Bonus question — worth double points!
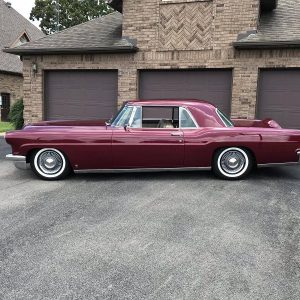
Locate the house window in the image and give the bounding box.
[0,93,11,122]
[1,93,10,110]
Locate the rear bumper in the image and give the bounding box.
[298,151,300,163]
[6,154,30,170]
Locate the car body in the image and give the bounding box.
[5,99,300,180]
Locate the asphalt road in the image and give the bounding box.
[1,137,300,299]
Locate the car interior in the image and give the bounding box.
[141,106,179,128]
[112,105,197,129]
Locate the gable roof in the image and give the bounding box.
[4,12,137,55]
[235,0,300,49]
[0,0,44,74]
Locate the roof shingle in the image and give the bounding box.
[5,12,137,55]
[235,0,300,49]
[0,0,44,74]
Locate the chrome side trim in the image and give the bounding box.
[258,151,300,168]
[5,154,30,170]
[74,166,211,174]
[257,162,299,168]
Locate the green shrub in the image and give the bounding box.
[9,99,24,130]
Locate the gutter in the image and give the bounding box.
[234,40,300,49]
[3,46,138,56]
[0,69,23,76]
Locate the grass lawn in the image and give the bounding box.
[0,122,14,133]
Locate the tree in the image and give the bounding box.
[30,0,113,35]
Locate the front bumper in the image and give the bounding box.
[6,154,30,170]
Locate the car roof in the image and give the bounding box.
[126,99,217,109]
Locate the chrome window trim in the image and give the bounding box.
[112,105,134,128]
[179,107,199,129]
[131,105,180,130]
[123,105,199,130]
[216,108,233,128]
[128,106,138,127]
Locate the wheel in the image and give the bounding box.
[30,148,71,180]
[213,147,253,180]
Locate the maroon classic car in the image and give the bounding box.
[5,99,300,180]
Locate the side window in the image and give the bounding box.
[180,108,197,128]
[130,107,142,128]
[113,106,134,127]
[141,106,179,128]
[216,109,234,128]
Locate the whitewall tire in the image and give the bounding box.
[30,148,71,180]
[213,147,253,180]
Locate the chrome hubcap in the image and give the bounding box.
[221,150,246,174]
[38,150,63,175]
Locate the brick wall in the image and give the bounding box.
[20,0,300,123]
[0,72,23,119]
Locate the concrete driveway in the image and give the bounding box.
[0,136,300,299]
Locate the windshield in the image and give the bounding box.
[111,105,134,127]
[216,109,234,127]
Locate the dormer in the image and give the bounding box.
[10,31,30,48]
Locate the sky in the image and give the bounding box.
[9,0,40,27]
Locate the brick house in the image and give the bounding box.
[4,0,300,129]
[0,0,44,121]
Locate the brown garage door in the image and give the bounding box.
[139,70,232,115]
[44,70,118,120]
[257,69,300,129]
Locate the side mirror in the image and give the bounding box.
[124,124,131,131]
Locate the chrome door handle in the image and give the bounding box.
[171,132,183,137]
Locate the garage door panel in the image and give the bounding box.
[258,70,300,129]
[139,70,232,115]
[45,70,118,120]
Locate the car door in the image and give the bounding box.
[179,106,212,168]
[112,105,184,168]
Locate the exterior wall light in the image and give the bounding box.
[32,62,38,74]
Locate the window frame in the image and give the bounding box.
[179,107,199,129]
[0,93,11,110]
[216,108,234,128]
[111,105,135,128]
[125,105,199,130]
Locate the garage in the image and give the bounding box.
[139,70,233,115]
[44,70,118,120]
[257,69,300,129]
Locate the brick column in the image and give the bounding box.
[23,57,44,123]
[231,64,259,119]
[118,68,137,105]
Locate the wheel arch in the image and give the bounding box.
[25,147,72,167]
